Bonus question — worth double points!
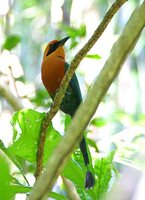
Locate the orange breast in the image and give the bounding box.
[41,54,65,97]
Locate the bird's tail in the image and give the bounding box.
[79,136,95,189]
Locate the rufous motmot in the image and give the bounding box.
[41,36,95,189]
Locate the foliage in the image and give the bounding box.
[0,109,118,199]
[85,54,102,60]
[0,157,11,200]
[60,24,86,49]
[94,151,117,200]
[3,34,21,50]
[0,0,145,199]
[60,24,86,38]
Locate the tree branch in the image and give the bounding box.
[61,176,80,200]
[28,0,145,199]
[35,0,127,179]
[0,80,23,111]
[8,66,20,98]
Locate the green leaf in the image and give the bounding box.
[64,115,87,187]
[91,118,107,127]
[49,191,68,200]
[3,34,21,50]
[76,187,92,200]
[64,115,71,132]
[60,24,86,38]
[85,54,101,59]
[31,88,52,107]
[0,140,29,186]
[94,151,117,200]
[10,185,68,200]
[8,109,86,187]
[9,109,62,164]
[70,40,79,49]
[87,138,99,152]
[65,115,96,198]
[0,157,12,200]
[64,115,85,184]
[21,0,38,8]
[63,159,84,187]
[72,137,94,177]
[10,185,31,195]
[8,109,46,163]
[10,185,67,200]
[70,136,96,199]
[60,24,86,49]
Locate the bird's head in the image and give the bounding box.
[43,36,70,59]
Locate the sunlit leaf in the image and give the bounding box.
[64,115,71,132]
[9,109,46,163]
[21,0,38,8]
[48,191,68,200]
[10,185,31,195]
[8,109,86,187]
[9,109,62,164]
[87,138,99,152]
[10,185,67,200]
[0,140,29,186]
[0,157,12,200]
[60,24,86,38]
[91,118,107,127]
[85,54,102,59]
[31,88,52,107]
[76,187,92,200]
[63,159,84,186]
[94,151,118,200]
[70,135,96,198]
[60,24,86,49]
[3,35,21,50]
[70,40,79,49]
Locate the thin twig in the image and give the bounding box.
[8,66,19,98]
[29,1,145,199]
[35,0,127,179]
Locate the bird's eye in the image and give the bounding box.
[46,43,57,56]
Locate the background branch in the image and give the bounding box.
[8,66,19,98]
[61,176,80,200]
[29,1,145,199]
[0,80,23,111]
[35,0,127,179]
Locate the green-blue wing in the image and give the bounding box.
[65,62,82,103]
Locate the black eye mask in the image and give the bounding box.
[46,43,59,56]
[46,37,70,56]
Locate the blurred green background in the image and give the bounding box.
[0,0,145,199]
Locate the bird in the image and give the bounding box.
[41,36,95,189]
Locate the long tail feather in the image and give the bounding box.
[79,136,95,189]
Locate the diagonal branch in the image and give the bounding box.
[0,80,23,111]
[61,176,80,200]
[29,1,145,199]
[35,0,127,179]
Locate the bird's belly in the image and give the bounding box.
[42,58,65,96]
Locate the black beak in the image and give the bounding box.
[57,36,70,47]
[46,36,70,56]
